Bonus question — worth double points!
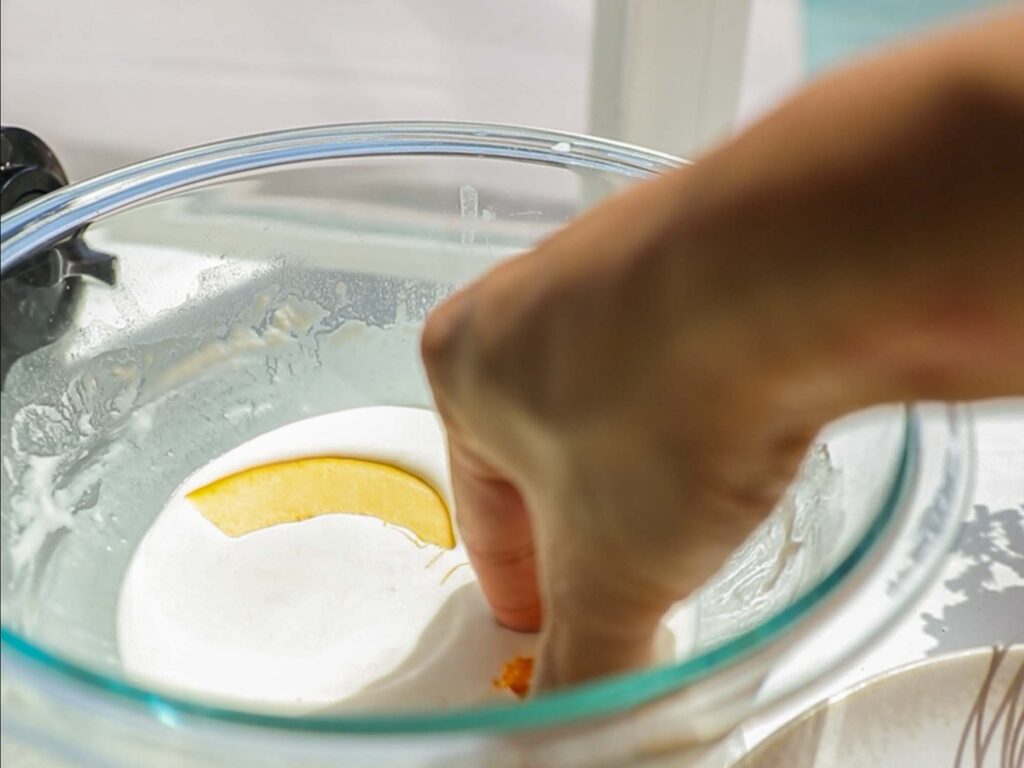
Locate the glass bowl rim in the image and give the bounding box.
[1,121,913,734]
[1,120,681,272]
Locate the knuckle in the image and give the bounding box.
[420,301,463,372]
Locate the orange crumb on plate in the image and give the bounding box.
[493,655,534,698]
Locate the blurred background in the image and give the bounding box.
[2,0,999,179]
[7,0,809,178]
[1,0,1000,180]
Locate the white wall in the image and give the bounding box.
[0,0,594,179]
[1,0,801,178]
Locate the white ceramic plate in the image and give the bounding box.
[733,645,1024,768]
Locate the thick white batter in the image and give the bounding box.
[117,406,537,713]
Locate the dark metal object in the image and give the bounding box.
[1,127,116,385]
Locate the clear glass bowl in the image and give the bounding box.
[0,123,971,767]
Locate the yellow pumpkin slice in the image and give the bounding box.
[186,458,454,548]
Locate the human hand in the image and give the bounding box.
[421,170,826,689]
[422,9,1024,692]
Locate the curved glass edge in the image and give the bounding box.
[0,121,683,273]
[737,403,974,733]
[0,410,916,735]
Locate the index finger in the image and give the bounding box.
[447,434,542,633]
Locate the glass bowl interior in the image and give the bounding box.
[0,124,958,735]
